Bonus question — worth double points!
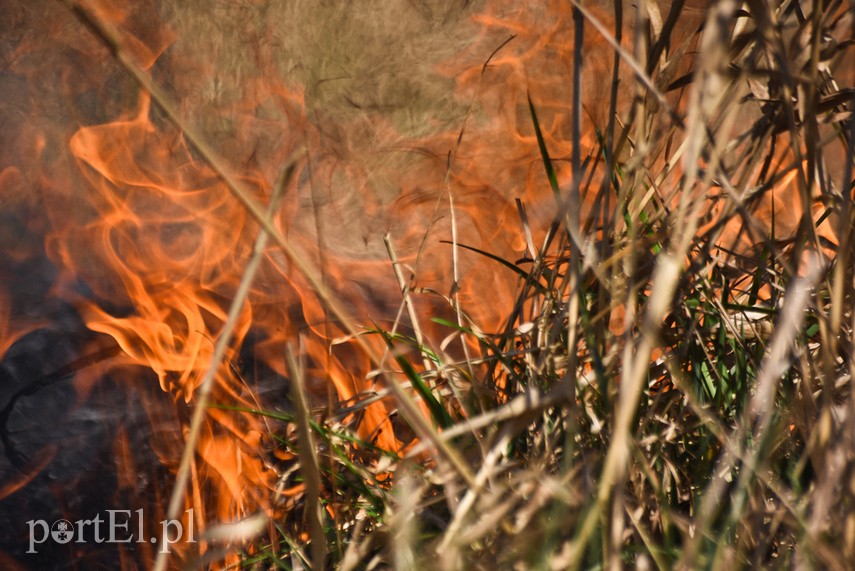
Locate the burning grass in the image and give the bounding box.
[4,0,852,568]
[212,2,853,569]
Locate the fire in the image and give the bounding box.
[0,0,849,567]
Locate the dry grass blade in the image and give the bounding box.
[385,235,431,372]
[569,0,681,126]
[57,0,356,344]
[286,344,328,570]
[152,164,292,571]
[751,256,825,420]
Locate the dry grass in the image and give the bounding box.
[240,2,854,569]
[66,0,854,568]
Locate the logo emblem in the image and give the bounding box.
[51,520,74,544]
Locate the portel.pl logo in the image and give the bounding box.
[27,509,195,554]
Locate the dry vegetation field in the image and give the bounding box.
[2,0,853,568]
[197,1,852,568]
